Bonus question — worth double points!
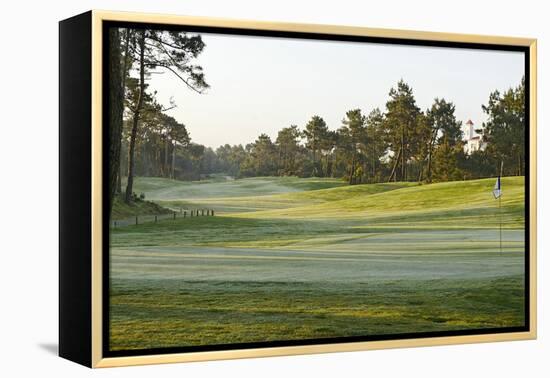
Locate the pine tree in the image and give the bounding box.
[426,98,463,182]
[482,77,525,176]
[341,109,366,184]
[123,28,209,203]
[303,116,329,177]
[384,80,421,182]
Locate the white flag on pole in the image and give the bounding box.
[493,176,502,199]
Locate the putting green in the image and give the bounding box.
[109,176,526,351]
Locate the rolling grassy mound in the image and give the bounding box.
[111,177,525,249]
[158,181,418,213]
[230,177,525,228]
[129,176,347,201]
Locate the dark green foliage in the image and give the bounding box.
[303,116,329,176]
[241,134,278,177]
[110,194,171,220]
[364,108,388,182]
[426,98,465,182]
[276,125,304,176]
[339,109,367,184]
[459,150,499,180]
[384,80,422,182]
[482,77,525,176]
[432,138,464,182]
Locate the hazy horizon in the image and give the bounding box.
[146,32,524,149]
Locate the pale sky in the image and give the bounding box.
[148,32,525,149]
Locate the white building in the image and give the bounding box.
[463,119,487,155]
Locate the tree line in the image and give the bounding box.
[159,79,524,185]
[108,27,526,211]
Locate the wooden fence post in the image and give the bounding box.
[135,216,138,225]
[212,210,215,216]
[184,211,187,218]
[173,212,176,220]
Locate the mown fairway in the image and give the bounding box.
[110,176,525,351]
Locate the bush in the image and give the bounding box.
[130,192,145,202]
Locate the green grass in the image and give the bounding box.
[230,177,524,222]
[109,176,526,351]
[128,176,347,202]
[112,177,524,248]
[110,276,524,349]
[158,181,418,213]
[110,195,171,220]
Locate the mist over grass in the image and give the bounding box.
[109,176,526,351]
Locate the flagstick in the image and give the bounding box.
[499,161,503,256]
[499,194,502,256]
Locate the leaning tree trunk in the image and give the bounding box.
[311,140,317,177]
[401,125,406,181]
[518,150,522,176]
[116,29,131,196]
[388,146,402,183]
[348,153,355,185]
[331,150,337,178]
[426,148,433,183]
[125,31,146,203]
[372,145,376,182]
[171,141,176,179]
[116,163,122,194]
[108,28,124,213]
[164,136,170,177]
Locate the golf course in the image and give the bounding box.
[109,176,526,351]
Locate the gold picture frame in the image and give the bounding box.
[59,10,537,368]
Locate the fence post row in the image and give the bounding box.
[116,208,215,228]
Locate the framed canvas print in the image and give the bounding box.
[59,10,537,368]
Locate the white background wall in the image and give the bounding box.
[0,0,547,376]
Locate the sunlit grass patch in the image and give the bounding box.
[109,176,526,351]
[109,276,525,350]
